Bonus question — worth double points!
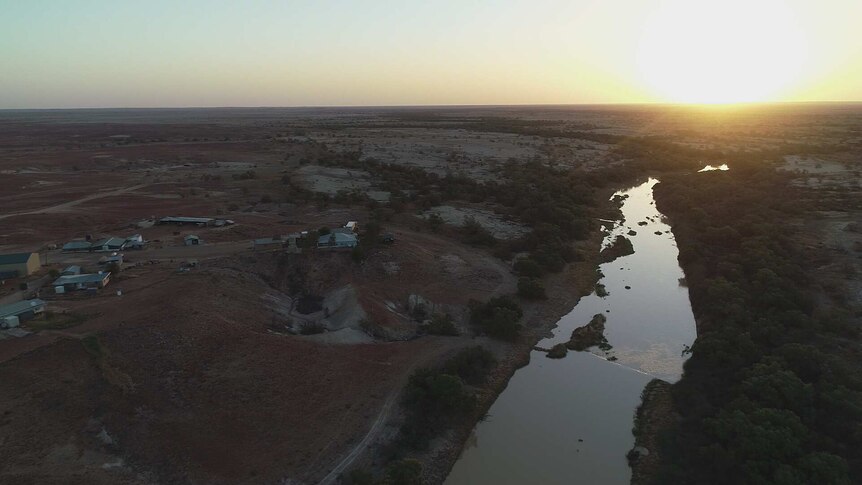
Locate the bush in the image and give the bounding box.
[427,212,444,228]
[518,277,547,299]
[400,369,476,449]
[348,469,374,485]
[469,296,523,341]
[383,459,422,485]
[49,269,60,278]
[547,343,568,359]
[514,258,543,278]
[423,313,458,336]
[318,226,331,236]
[351,246,366,263]
[443,346,496,385]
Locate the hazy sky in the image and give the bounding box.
[1,0,860,108]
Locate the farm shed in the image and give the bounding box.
[0,252,40,277]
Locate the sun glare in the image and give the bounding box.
[637,0,807,104]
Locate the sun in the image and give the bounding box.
[637,0,807,104]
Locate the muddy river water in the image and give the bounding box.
[446,178,697,484]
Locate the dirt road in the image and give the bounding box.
[0,184,149,221]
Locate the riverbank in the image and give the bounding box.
[644,166,862,483]
[628,379,675,485]
[416,188,620,484]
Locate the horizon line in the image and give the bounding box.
[2,100,862,112]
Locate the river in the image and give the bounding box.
[446,178,697,485]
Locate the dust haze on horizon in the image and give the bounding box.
[1,0,861,109]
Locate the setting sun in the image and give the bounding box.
[637,0,807,104]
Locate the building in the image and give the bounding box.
[345,221,358,232]
[52,273,111,293]
[253,236,285,250]
[0,299,46,327]
[0,252,40,278]
[62,240,92,252]
[125,234,145,250]
[159,216,214,226]
[61,265,82,276]
[99,254,124,265]
[318,232,359,249]
[91,237,127,252]
[184,235,202,246]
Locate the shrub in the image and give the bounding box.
[348,469,374,485]
[469,296,523,341]
[443,346,496,384]
[318,226,331,236]
[383,459,422,485]
[518,277,547,299]
[514,258,543,278]
[427,212,444,228]
[424,313,458,336]
[547,343,568,359]
[400,369,476,449]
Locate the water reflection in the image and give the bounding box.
[446,178,697,485]
[698,163,729,172]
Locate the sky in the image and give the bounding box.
[1,0,860,108]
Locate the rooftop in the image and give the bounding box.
[62,265,82,275]
[62,241,91,250]
[160,216,214,224]
[254,237,285,245]
[318,232,358,245]
[52,273,110,286]
[92,237,126,247]
[0,253,35,265]
[0,299,47,319]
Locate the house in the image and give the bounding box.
[61,265,82,276]
[99,254,124,265]
[159,216,214,226]
[184,235,202,246]
[253,236,285,250]
[0,299,46,327]
[0,252,40,278]
[91,237,126,252]
[318,232,359,249]
[52,273,111,293]
[62,240,92,252]
[125,234,145,250]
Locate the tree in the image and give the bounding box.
[383,459,422,485]
[513,258,543,278]
[518,277,547,300]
